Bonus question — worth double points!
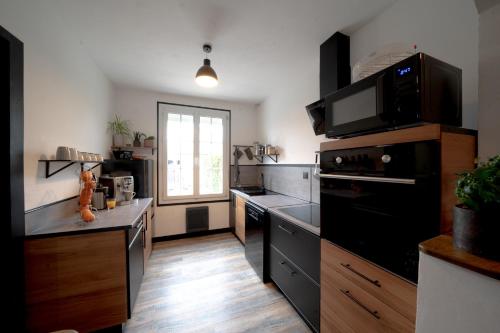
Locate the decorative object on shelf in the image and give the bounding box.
[143,135,155,148]
[56,146,71,160]
[112,149,133,160]
[454,155,500,260]
[79,170,96,222]
[69,148,79,161]
[107,114,131,147]
[133,131,146,147]
[195,44,218,88]
[352,42,416,82]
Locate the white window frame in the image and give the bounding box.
[158,102,230,205]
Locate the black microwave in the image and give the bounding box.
[324,53,462,138]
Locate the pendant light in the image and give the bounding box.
[195,44,218,88]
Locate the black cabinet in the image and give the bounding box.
[270,214,320,282]
[270,246,320,332]
[269,213,320,332]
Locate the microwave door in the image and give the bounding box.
[325,74,389,138]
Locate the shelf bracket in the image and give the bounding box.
[254,155,264,163]
[45,161,76,178]
[267,154,279,163]
[80,162,102,172]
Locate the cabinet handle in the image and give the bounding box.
[278,224,296,235]
[340,289,380,319]
[280,261,296,276]
[340,263,381,287]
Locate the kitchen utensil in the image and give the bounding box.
[254,144,265,156]
[233,147,243,160]
[56,146,71,160]
[124,190,136,201]
[69,148,79,161]
[244,147,254,160]
[91,190,107,210]
[96,154,104,162]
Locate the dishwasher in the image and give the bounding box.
[128,217,144,317]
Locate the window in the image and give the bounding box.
[158,103,229,204]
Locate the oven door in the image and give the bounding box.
[320,174,439,283]
[325,72,391,138]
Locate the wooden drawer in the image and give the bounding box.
[321,262,415,333]
[270,245,320,332]
[321,240,416,323]
[270,213,320,282]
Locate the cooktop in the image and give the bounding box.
[277,204,321,227]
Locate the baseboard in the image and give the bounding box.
[153,228,232,242]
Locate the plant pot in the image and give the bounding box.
[113,134,124,147]
[143,139,155,148]
[133,139,141,147]
[453,205,500,260]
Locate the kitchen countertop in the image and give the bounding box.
[25,198,153,238]
[230,188,251,200]
[419,235,500,280]
[269,204,321,236]
[248,194,308,209]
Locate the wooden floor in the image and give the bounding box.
[124,232,311,333]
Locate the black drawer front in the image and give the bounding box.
[270,214,320,282]
[270,245,320,332]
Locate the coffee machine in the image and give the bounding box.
[99,175,134,204]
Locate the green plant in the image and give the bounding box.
[456,155,500,211]
[133,131,146,141]
[107,115,131,137]
[146,135,155,140]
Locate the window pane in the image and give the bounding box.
[199,116,224,195]
[166,113,193,196]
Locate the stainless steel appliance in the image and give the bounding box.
[320,141,441,283]
[127,217,144,317]
[99,176,134,203]
[91,187,108,210]
[101,159,154,199]
[324,53,462,138]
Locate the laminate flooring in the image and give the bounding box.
[124,232,311,333]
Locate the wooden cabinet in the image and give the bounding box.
[143,204,153,266]
[25,231,128,333]
[321,240,416,333]
[235,195,247,244]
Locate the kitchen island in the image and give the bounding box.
[24,198,153,333]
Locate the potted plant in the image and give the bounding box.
[107,115,131,147]
[454,155,500,259]
[133,131,146,147]
[143,135,155,148]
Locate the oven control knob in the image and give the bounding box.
[335,157,343,164]
[381,154,391,163]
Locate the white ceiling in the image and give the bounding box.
[55,0,395,104]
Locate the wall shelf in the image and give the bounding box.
[39,160,102,179]
[112,146,157,155]
[254,154,279,163]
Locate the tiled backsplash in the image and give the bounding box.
[230,164,320,204]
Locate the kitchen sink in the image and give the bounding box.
[233,186,267,196]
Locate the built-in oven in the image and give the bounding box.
[245,201,269,283]
[320,141,440,283]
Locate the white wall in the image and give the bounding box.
[113,85,259,236]
[416,253,500,333]
[257,0,479,164]
[350,0,479,131]
[0,0,113,211]
[478,3,500,159]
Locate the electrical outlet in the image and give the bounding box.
[302,171,309,179]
